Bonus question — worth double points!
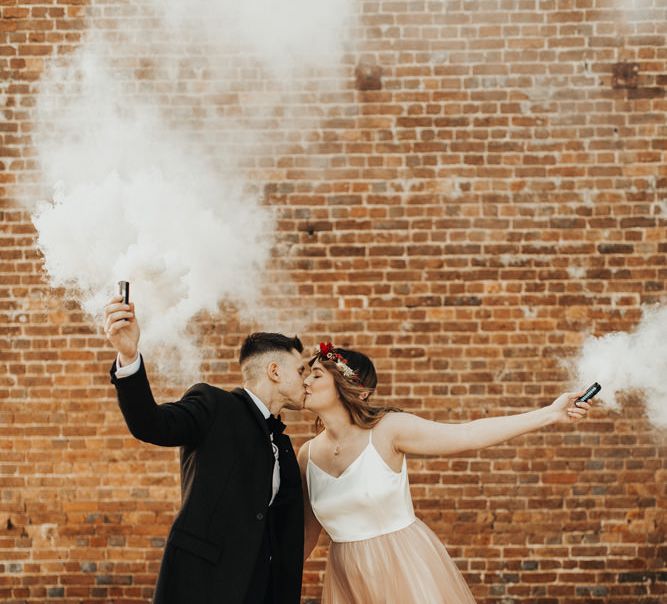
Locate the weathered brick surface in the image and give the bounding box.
[1,0,666,602]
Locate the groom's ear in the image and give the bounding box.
[266,360,280,383]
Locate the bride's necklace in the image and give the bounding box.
[330,432,350,456]
[325,423,357,457]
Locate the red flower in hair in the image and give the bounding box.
[320,342,334,356]
[316,341,359,381]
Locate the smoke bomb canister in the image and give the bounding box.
[576,382,601,406]
[118,281,130,304]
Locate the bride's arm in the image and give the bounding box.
[297,442,323,562]
[388,390,591,457]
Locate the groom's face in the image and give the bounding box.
[277,349,307,410]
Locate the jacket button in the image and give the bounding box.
[256,512,264,520]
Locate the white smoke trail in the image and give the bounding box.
[32,48,275,378]
[612,0,665,21]
[154,0,354,77]
[30,0,357,378]
[573,305,667,429]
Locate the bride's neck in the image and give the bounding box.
[319,406,354,441]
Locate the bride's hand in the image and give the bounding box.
[549,390,592,424]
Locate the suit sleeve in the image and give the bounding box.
[110,357,218,447]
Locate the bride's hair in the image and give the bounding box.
[310,347,401,431]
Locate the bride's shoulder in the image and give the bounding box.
[376,410,409,428]
[374,410,410,438]
[296,434,319,467]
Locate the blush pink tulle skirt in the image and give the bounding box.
[321,519,476,604]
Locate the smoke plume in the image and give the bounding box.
[573,305,667,430]
[30,0,356,377]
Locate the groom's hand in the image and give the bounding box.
[104,295,140,365]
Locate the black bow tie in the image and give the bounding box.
[266,414,286,436]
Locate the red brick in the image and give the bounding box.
[1,3,665,602]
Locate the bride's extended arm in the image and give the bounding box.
[297,442,322,562]
[389,390,591,457]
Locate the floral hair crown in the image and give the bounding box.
[316,342,360,382]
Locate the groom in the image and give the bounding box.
[103,295,306,604]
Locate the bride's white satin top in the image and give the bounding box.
[306,430,416,542]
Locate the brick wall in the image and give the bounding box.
[1,0,666,602]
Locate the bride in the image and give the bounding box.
[298,342,593,603]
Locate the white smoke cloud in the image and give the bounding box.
[573,305,667,429]
[612,0,664,21]
[609,0,667,43]
[30,1,356,378]
[154,0,354,76]
[32,49,275,378]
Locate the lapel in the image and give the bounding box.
[231,387,271,438]
[231,387,277,471]
[231,388,302,506]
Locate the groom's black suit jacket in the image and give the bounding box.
[110,358,304,604]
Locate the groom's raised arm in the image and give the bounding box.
[105,296,216,447]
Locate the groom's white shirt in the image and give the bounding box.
[244,388,280,506]
[114,353,280,505]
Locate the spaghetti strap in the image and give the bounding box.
[368,429,373,445]
[307,440,312,461]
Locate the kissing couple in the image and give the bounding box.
[104,296,593,604]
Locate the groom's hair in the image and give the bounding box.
[239,332,304,366]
